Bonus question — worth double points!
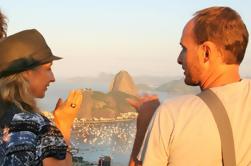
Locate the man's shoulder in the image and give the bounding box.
[156,94,205,118]
[162,94,201,108]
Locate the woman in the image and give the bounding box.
[0,29,83,165]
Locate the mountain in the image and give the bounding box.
[77,89,137,119]
[109,70,138,97]
[66,72,114,84]
[136,83,154,91]
[134,75,179,86]
[155,79,200,94]
[76,70,139,120]
[77,89,94,119]
[65,72,176,87]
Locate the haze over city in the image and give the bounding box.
[1,0,251,78]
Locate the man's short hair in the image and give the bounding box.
[193,6,249,64]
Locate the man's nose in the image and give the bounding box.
[177,53,183,65]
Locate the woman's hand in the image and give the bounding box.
[53,89,83,141]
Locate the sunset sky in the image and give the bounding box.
[1,0,251,78]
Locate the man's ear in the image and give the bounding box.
[201,41,217,63]
[203,46,210,63]
[198,43,210,63]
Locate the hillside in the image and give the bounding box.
[155,79,200,94]
[77,90,137,119]
[76,70,139,120]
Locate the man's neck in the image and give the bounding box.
[200,65,240,90]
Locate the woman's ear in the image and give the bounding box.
[22,70,32,81]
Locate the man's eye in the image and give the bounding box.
[181,47,187,52]
[180,45,185,50]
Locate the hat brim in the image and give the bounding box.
[39,54,62,65]
[0,54,62,78]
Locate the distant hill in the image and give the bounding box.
[136,83,154,91]
[134,75,178,86]
[66,72,177,87]
[66,72,114,84]
[155,79,200,94]
[109,70,138,96]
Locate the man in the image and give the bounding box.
[129,6,250,165]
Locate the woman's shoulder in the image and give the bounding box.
[0,111,67,164]
[9,112,55,134]
[0,102,53,129]
[12,112,52,124]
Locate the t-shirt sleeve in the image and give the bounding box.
[37,114,67,160]
[2,113,43,165]
[138,102,175,166]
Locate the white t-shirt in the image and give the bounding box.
[138,79,251,166]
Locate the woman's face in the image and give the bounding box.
[24,62,55,98]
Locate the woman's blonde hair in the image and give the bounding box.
[0,10,7,38]
[0,71,39,112]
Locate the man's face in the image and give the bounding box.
[25,62,55,98]
[177,20,203,86]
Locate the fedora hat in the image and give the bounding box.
[0,29,62,78]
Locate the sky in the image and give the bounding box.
[1,0,251,78]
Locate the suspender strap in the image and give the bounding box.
[197,89,236,166]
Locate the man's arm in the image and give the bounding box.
[127,96,160,166]
[139,104,174,166]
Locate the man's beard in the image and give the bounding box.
[184,75,200,86]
